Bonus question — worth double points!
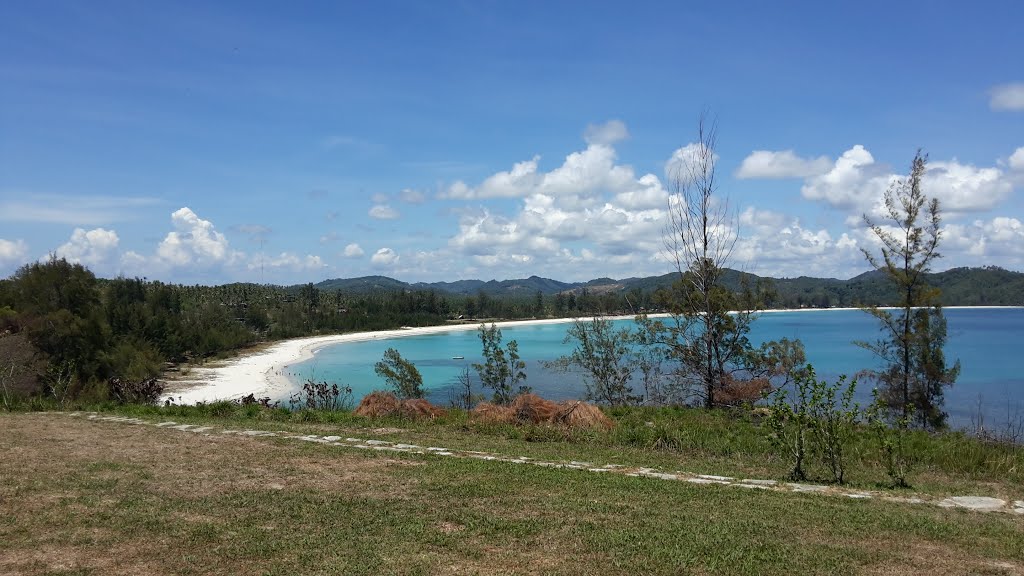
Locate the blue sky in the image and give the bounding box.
[2,0,1023,284]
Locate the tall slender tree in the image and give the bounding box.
[640,113,768,407]
[858,151,960,429]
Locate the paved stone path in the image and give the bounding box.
[62,412,1024,516]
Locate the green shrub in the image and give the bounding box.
[766,365,859,483]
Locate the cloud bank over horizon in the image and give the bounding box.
[4,118,1022,285]
[3,3,1022,285]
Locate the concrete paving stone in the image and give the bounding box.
[640,471,679,480]
[788,483,829,493]
[940,496,1006,512]
[739,479,778,486]
[697,474,734,481]
[686,477,722,484]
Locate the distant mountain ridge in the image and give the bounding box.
[307,266,1024,307]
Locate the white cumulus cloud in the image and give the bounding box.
[800,145,889,211]
[0,238,29,268]
[922,160,1012,213]
[613,174,669,210]
[736,150,832,179]
[943,217,1024,267]
[801,145,1013,216]
[583,119,630,146]
[250,252,326,271]
[369,204,399,219]
[371,247,399,265]
[442,123,646,203]
[343,243,365,258]
[990,83,1024,111]
[54,228,120,266]
[733,207,864,278]
[156,207,238,267]
[664,143,719,183]
[1009,147,1024,171]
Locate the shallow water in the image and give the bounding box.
[288,308,1024,429]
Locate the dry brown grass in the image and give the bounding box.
[0,414,420,576]
[354,390,401,417]
[713,377,771,406]
[554,401,615,430]
[510,393,559,424]
[470,394,613,430]
[399,397,446,419]
[470,401,512,423]
[0,413,611,576]
[2,412,1020,576]
[354,391,446,420]
[857,539,1023,576]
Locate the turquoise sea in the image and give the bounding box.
[288,308,1024,429]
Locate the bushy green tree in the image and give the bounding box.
[549,318,640,406]
[11,258,110,388]
[473,323,528,405]
[374,347,424,399]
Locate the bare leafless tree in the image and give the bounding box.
[643,112,768,407]
[663,114,737,294]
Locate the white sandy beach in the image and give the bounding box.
[165,306,1023,405]
[166,316,641,404]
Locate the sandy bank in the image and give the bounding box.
[164,306,1023,404]
[165,316,643,404]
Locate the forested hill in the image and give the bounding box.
[310,266,1024,307]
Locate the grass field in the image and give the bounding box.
[2,406,1023,575]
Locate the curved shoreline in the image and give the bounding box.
[164,306,1024,405]
[166,316,646,404]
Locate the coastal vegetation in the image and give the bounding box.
[374,347,425,400]
[0,126,1018,575]
[546,318,643,407]
[472,323,529,405]
[1,260,1020,406]
[858,151,961,430]
[637,116,786,410]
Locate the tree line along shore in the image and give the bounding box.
[0,120,1012,463]
[2,257,1016,406]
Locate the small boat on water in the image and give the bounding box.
[452,356,464,360]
